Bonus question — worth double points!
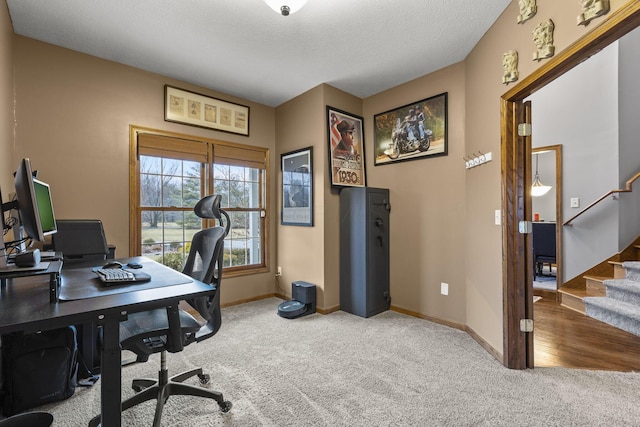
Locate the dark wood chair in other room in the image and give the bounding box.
[533,222,556,278]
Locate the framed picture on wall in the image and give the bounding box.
[373,92,448,166]
[164,85,250,136]
[281,147,313,226]
[327,106,366,188]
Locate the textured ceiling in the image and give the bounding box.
[7,0,510,107]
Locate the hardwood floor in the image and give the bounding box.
[534,293,640,371]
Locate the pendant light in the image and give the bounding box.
[531,153,552,197]
[263,0,307,16]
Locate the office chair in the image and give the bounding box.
[88,195,232,427]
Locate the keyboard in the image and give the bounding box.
[95,268,150,285]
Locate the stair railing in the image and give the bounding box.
[564,171,640,226]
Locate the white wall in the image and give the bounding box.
[531,150,556,223]
[527,40,619,282]
[618,26,640,247]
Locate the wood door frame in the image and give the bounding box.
[501,3,640,370]
[532,144,563,289]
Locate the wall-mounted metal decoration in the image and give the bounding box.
[532,19,555,61]
[577,0,610,26]
[517,0,537,24]
[502,50,519,84]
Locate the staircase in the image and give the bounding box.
[558,242,640,336]
[584,262,640,336]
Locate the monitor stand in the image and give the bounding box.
[0,239,7,270]
[0,207,29,270]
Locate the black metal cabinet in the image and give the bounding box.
[340,187,390,318]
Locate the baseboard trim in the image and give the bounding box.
[390,305,465,331]
[391,305,503,365]
[222,297,504,365]
[465,325,504,364]
[317,304,340,314]
[221,293,278,308]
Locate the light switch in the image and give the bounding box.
[570,198,580,208]
[494,210,501,225]
[441,282,449,295]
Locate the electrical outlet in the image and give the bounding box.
[276,266,282,276]
[441,282,449,296]
[571,197,580,208]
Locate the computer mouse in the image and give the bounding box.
[103,261,124,269]
[127,262,143,269]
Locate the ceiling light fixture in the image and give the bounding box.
[263,0,307,16]
[531,154,552,197]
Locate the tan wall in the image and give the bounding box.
[0,1,12,194]
[5,0,634,358]
[463,0,630,351]
[321,85,363,310]
[363,62,467,325]
[274,86,327,303]
[12,36,277,306]
[274,84,361,310]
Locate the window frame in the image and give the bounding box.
[129,125,270,277]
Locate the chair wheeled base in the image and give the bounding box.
[88,351,231,427]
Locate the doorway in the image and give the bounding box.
[500,3,640,370]
[531,145,562,294]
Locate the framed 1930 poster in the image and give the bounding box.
[327,106,366,188]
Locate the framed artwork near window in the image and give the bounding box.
[281,147,313,226]
[373,92,448,166]
[164,85,250,136]
[327,106,366,188]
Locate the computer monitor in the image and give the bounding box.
[13,158,57,242]
[34,178,57,237]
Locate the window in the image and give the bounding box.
[130,128,268,275]
[214,164,264,267]
[139,156,203,269]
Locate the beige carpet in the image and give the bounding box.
[37,298,640,426]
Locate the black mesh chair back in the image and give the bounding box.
[183,195,230,340]
[181,227,224,340]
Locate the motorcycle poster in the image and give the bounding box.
[373,92,448,166]
[326,106,366,188]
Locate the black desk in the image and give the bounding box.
[0,259,63,302]
[0,256,215,427]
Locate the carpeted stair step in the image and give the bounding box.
[622,261,640,281]
[603,278,640,305]
[584,296,640,337]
